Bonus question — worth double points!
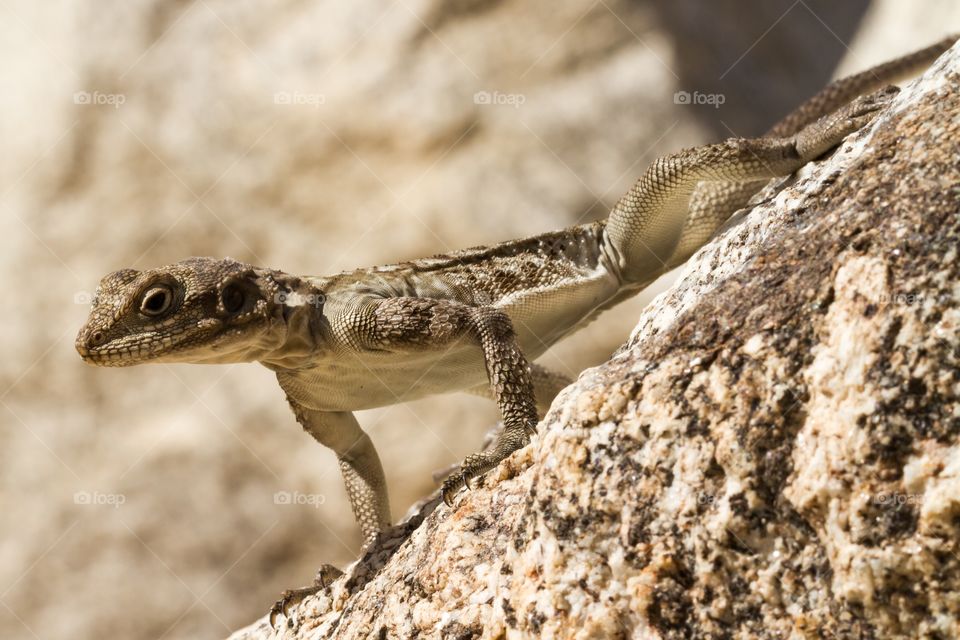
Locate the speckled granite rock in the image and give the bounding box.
[227,41,960,640]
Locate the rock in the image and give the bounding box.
[2,2,890,638]
[228,39,960,640]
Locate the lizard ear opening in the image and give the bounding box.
[215,272,260,317]
[220,282,245,314]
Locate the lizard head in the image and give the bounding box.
[76,257,326,366]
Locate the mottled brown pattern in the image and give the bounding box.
[310,222,611,307]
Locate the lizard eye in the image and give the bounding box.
[140,285,173,316]
[220,283,245,314]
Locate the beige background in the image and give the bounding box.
[0,1,954,638]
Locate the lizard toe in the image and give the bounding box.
[833,86,901,135]
[269,564,342,629]
[441,473,467,506]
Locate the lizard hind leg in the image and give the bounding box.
[604,85,899,284]
[664,179,765,271]
[604,136,808,285]
[660,35,953,273]
[665,86,903,271]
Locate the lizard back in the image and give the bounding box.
[309,221,625,357]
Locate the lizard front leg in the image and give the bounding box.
[283,404,391,543]
[440,307,539,504]
[360,297,539,506]
[269,406,389,627]
[466,362,572,418]
[270,408,390,626]
[443,365,569,492]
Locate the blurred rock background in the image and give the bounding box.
[0,1,953,638]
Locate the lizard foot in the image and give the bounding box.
[431,422,506,484]
[796,85,900,158]
[269,563,344,629]
[835,84,900,131]
[440,452,492,506]
[441,421,536,506]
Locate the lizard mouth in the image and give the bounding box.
[76,313,282,367]
[75,319,226,367]
[77,338,191,367]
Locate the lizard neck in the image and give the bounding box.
[256,272,332,371]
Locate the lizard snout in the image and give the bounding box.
[75,326,106,358]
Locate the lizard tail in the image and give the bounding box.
[767,34,957,138]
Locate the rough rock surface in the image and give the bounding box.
[228,41,960,640]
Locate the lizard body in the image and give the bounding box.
[76,38,954,569]
[276,221,621,406]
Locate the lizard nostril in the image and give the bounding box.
[89,331,105,347]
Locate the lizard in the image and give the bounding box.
[75,35,955,616]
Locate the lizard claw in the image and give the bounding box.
[440,422,538,506]
[441,472,468,506]
[269,563,343,629]
[440,451,499,506]
[269,589,302,630]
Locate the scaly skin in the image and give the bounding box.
[74,37,952,623]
